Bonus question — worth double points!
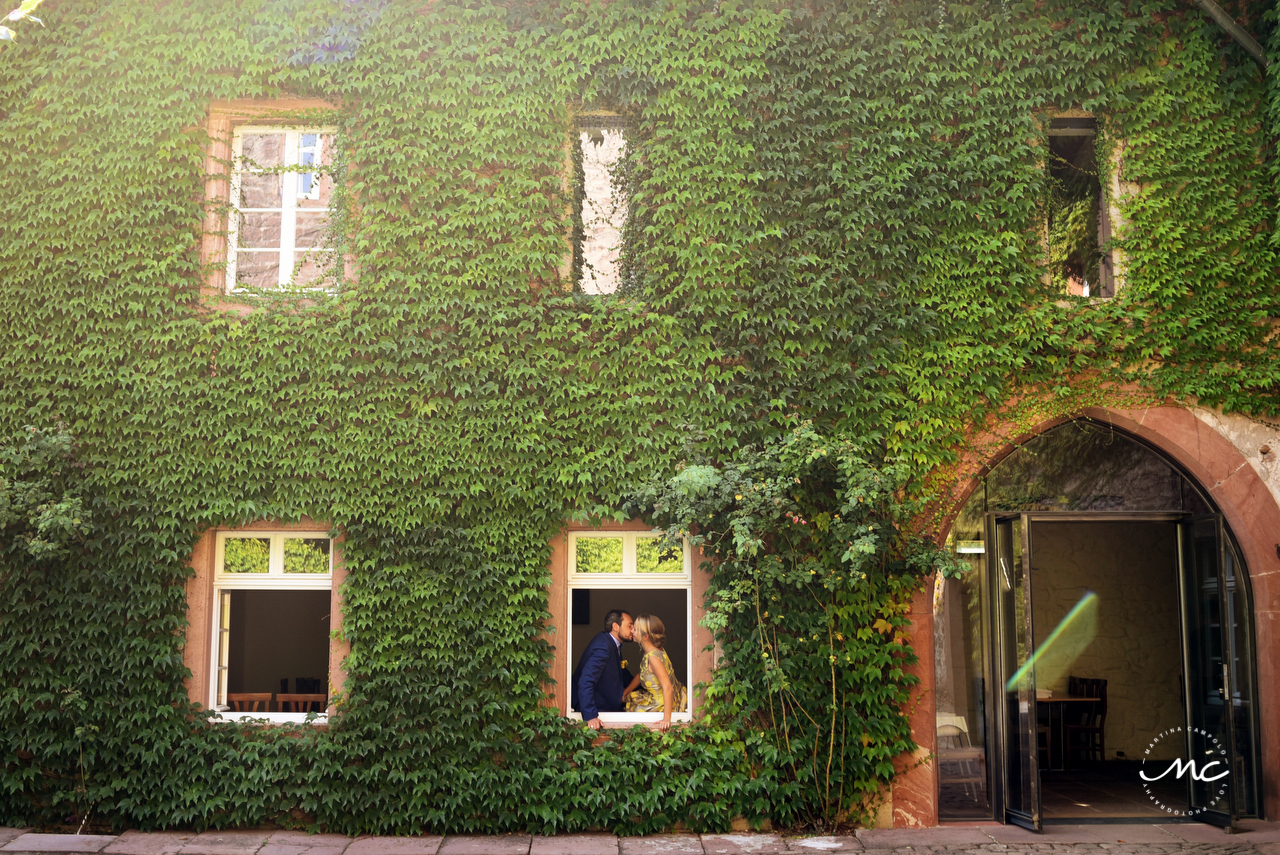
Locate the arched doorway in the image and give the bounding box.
[934,419,1262,829]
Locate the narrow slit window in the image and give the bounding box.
[1046,118,1113,298]
[574,118,627,295]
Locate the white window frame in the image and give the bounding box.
[566,531,693,725]
[226,126,335,292]
[210,531,333,724]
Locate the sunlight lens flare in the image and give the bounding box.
[1006,591,1098,691]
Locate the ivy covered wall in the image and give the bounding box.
[0,0,1276,835]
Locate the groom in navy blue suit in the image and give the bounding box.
[571,609,634,730]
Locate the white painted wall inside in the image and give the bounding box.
[227,589,330,696]
[1030,521,1183,761]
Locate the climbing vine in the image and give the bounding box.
[628,423,960,828]
[0,0,1276,836]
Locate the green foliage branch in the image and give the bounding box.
[628,423,960,828]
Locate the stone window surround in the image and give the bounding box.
[1040,108,1132,298]
[184,517,349,720]
[544,518,715,729]
[889,404,1280,827]
[201,99,339,302]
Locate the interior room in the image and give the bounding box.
[1030,521,1185,820]
[226,589,331,705]
[568,587,689,696]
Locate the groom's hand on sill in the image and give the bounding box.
[586,717,603,730]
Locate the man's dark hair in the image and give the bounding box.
[603,609,630,633]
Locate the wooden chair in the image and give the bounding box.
[1034,695,1051,767]
[226,692,272,712]
[296,677,325,694]
[1066,676,1107,768]
[1037,723,1052,769]
[278,693,326,713]
[938,723,986,800]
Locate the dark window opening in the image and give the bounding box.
[224,589,330,710]
[572,588,591,625]
[1046,118,1113,298]
[568,587,689,698]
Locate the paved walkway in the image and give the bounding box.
[2,823,1279,855]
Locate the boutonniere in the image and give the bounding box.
[620,659,628,671]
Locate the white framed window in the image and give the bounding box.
[566,531,693,725]
[575,118,627,295]
[227,127,336,291]
[211,532,333,723]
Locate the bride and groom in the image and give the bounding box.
[570,608,687,731]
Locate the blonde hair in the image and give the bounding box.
[633,614,666,649]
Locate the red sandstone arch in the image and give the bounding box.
[891,405,1280,826]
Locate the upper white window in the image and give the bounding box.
[569,531,689,584]
[575,120,627,295]
[228,127,335,291]
[211,532,333,723]
[566,531,692,726]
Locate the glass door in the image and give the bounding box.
[987,513,1041,831]
[1176,516,1239,829]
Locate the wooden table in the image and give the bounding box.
[1036,697,1100,771]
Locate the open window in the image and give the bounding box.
[210,532,334,722]
[566,531,693,726]
[572,116,628,295]
[1045,117,1113,298]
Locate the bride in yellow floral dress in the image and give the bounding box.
[623,614,687,730]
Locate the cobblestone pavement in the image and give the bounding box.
[2,824,1278,855]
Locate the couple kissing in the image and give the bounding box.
[570,609,687,731]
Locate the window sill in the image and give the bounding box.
[1054,296,1116,308]
[568,711,691,729]
[212,711,328,725]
